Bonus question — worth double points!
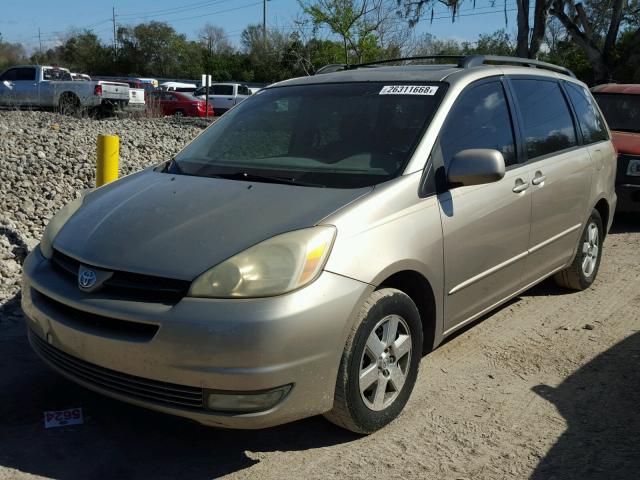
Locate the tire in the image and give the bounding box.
[58,93,80,115]
[554,209,603,291]
[172,109,185,117]
[324,288,423,434]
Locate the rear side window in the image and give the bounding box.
[438,81,516,167]
[212,85,233,96]
[511,79,577,159]
[564,82,608,144]
[42,68,71,81]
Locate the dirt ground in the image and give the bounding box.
[0,214,638,480]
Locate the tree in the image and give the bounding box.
[299,0,391,64]
[117,22,189,77]
[198,24,232,56]
[396,0,551,59]
[0,33,28,70]
[241,24,298,82]
[57,31,110,74]
[550,0,640,83]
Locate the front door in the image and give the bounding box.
[0,67,37,106]
[435,79,533,333]
[210,84,234,111]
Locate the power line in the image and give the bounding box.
[116,0,234,19]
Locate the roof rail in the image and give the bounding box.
[314,64,348,75]
[459,55,576,77]
[349,55,465,69]
[315,54,575,78]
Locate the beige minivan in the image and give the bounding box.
[22,55,617,433]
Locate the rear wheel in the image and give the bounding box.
[172,109,185,117]
[57,92,81,115]
[324,288,422,434]
[554,209,603,290]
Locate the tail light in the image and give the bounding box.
[94,85,102,96]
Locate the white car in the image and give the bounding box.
[160,81,197,92]
[194,83,251,114]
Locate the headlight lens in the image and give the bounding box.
[627,158,640,176]
[189,226,336,298]
[40,195,85,258]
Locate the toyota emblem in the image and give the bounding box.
[78,269,97,289]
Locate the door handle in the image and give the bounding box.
[531,171,546,185]
[512,179,529,193]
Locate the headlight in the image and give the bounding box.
[627,158,640,176]
[40,195,85,258]
[189,226,336,298]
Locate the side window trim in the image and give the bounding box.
[558,80,585,146]
[500,76,526,168]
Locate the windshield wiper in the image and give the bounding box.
[205,171,326,187]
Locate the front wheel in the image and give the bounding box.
[554,209,604,290]
[324,288,422,434]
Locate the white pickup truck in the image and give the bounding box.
[0,65,129,113]
[193,82,251,114]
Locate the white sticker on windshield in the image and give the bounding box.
[379,85,439,95]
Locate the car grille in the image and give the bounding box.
[31,288,159,343]
[51,249,191,303]
[30,330,205,410]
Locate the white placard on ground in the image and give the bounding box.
[44,408,84,428]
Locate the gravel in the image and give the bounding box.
[0,110,208,307]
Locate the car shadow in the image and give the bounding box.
[530,331,640,479]
[609,212,640,234]
[0,292,360,480]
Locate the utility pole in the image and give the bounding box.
[262,0,267,46]
[38,28,43,57]
[112,6,117,56]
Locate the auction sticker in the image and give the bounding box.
[379,85,439,95]
[44,408,84,428]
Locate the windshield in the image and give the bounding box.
[171,82,445,188]
[593,93,640,133]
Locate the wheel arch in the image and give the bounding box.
[58,91,80,102]
[377,270,437,354]
[593,197,610,236]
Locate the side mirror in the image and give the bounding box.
[447,149,506,188]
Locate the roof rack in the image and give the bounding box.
[314,54,576,78]
[460,55,576,78]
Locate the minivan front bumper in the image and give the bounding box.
[21,248,372,428]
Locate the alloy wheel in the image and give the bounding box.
[359,314,412,411]
[581,222,599,277]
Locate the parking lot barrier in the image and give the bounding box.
[96,134,119,186]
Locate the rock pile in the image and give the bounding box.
[0,110,208,306]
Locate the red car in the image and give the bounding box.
[148,91,214,117]
[592,84,640,212]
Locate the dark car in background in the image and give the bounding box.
[148,91,214,117]
[592,84,640,213]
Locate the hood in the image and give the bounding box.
[611,131,640,155]
[54,169,371,280]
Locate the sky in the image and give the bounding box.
[0,0,520,53]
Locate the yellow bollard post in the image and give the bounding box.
[96,134,119,187]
